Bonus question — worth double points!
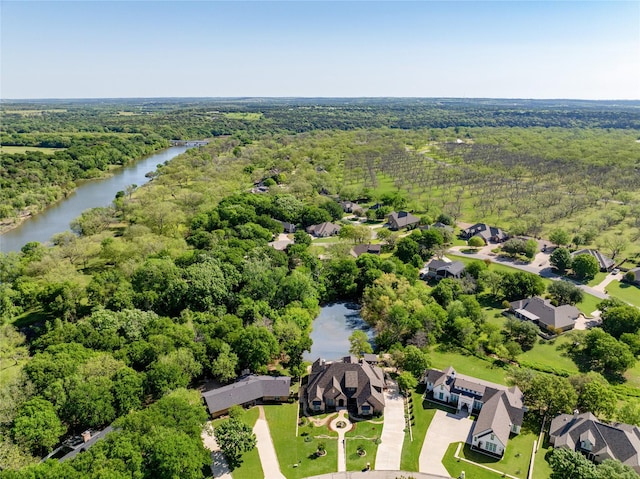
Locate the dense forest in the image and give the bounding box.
[1,99,640,477]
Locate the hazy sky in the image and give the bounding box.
[2,1,639,99]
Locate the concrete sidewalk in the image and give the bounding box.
[254,406,286,479]
[374,383,406,471]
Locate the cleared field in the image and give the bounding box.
[0,146,65,154]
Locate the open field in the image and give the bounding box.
[606,280,640,307]
[0,145,65,154]
[223,112,264,120]
[429,349,509,385]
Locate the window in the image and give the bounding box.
[486,442,497,453]
[362,405,370,412]
[439,392,444,400]
[490,434,494,440]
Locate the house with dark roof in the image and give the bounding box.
[571,249,615,272]
[306,222,342,238]
[387,211,420,231]
[549,412,640,473]
[461,223,508,244]
[421,222,455,235]
[305,356,385,416]
[509,296,581,333]
[423,366,525,457]
[424,258,465,280]
[202,375,291,418]
[351,243,382,258]
[276,220,296,234]
[626,267,640,286]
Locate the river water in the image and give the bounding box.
[304,302,374,362]
[0,146,189,253]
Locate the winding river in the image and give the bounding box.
[0,146,189,253]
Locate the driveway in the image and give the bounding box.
[374,383,406,471]
[419,409,474,477]
[253,406,286,479]
[201,422,232,479]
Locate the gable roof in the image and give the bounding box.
[202,375,291,415]
[308,357,385,410]
[550,412,640,473]
[388,211,420,229]
[351,243,382,257]
[629,268,640,283]
[510,296,580,330]
[426,259,465,277]
[306,222,341,237]
[571,249,615,271]
[463,223,508,242]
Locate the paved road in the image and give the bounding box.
[447,247,608,302]
[374,383,406,471]
[419,409,474,477]
[254,406,286,479]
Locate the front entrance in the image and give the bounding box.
[338,399,345,407]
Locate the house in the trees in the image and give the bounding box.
[351,243,382,258]
[306,222,342,238]
[509,296,581,333]
[340,201,361,214]
[549,412,640,474]
[277,220,297,234]
[421,222,455,235]
[388,211,420,231]
[626,267,640,286]
[461,223,508,244]
[423,366,525,457]
[423,258,465,280]
[571,249,615,272]
[305,356,385,416]
[202,375,291,418]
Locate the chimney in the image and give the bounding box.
[81,430,92,443]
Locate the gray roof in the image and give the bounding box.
[426,259,465,277]
[58,426,114,462]
[550,412,640,473]
[510,296,580,330]
[630,268,640,283]
[571,249,615,271]
[306,222,342,237]
[308,357,385,410]
[202,375,291,415]
[463,223,507,242]
[424,367,525,447]
[351,243,382,257]
[388,211,420,229]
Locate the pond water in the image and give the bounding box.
[0,146,189,253]
[304,302,374,361]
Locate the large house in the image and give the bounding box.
[571,249,615,272]
[509,296,581,333]
[461,223,508,244]
[423,258,465,280]
[626,267,640,286]
[549,412,640,473]
[423,367,525,457]
[388,211,420,231]
[202,375,291,418]
[306,222,341,238]
[305,356,385,416]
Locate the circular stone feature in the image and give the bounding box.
[336,420,347,429]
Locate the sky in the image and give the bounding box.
[1,1,639,100]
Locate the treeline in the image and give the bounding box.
[0,134,168,221]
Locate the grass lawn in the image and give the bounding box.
[429,349,509,386]
[346,438,377,472]
[517,333,581,376]
[576,292,603,316]
[606,280,640,308]
[586,272,607,287]
[0,145,65,154]
[264,404,337,479]
[533,444,554,479]
[442,443,502,479]
[345,419,383,439]
[227,408,263,479]
[400,391,437,471]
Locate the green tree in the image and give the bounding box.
[578,380,617,418]
[349,330,373,357]
[582,329,636,377]
[214,417,256,468]
[146,429,211,479]
[572,254,600,281]
[210,343,238,383]
[468,236,485,248]
[547,281,584,305]
[501,271,545,301]
[547,447,598,479]
[549,229,571,247]
[396,371,418,395]
[12,398,65,455]
[601,305,640,339]
[400,345,430,379]
[526,374,577,418]
[550,247,573,274]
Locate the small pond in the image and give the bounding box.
[304,302,374,361]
